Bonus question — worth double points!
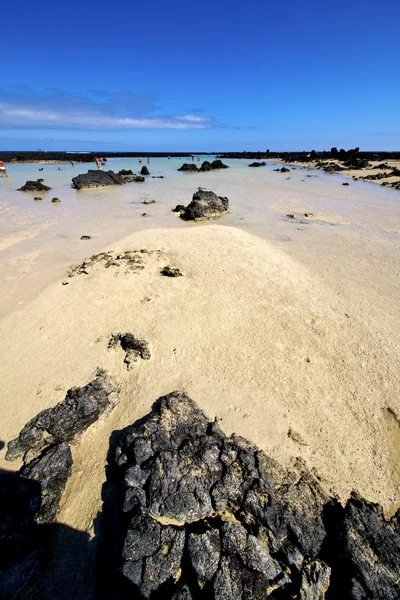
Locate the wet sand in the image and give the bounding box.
[0,161,399,541]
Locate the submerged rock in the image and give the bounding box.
[180,189,229,221]
[113,392,400,599]
[18,180,51,192]
[6,370,119,463]
[109,333,151,370]
[280,167,290,172]
[249,162,266,167]
[72,170,126,190]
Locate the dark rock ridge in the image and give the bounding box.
[72,170,127,190]
[2,371,119,597]
[109,333,151,370]
[178,160,229,173]
[249,162,266,167]
[18,180,51,192]
[114,392,400,600]
[180,189,229,221]
[6,370,120,463]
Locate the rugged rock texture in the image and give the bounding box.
[19,442,72,524]
[160,266,183,277]
[180,190,229,221]
[18,180,51,192]
[140,166,150,176]
[72,170,126,190]
[109,333,151,370]
[6,371,119,463]
[280,167,290,173]
[114,392,400,600]
[118,169,133,177]
[249,162,266,167]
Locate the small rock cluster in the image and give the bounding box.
[178,159,229,172]
[108,333,151,370]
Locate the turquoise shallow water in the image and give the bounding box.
[0,155,399,317]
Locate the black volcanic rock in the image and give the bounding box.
[180,189,229,220]
[140,166,150,176]
[280,167,290,172]
[118,169,133,177]
[249,162,266,167]
[200,160,212,171]
[344,157,370,169]
[178,163,199,172]
[19,442,72,524]
[113,392,400,600]
[6,371,119,463]
[109,333,151,370]
[172,204,185,213]
[72,170,126,190]
[18,180,51,192]
[210,159,229,169]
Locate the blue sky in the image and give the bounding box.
[2,0,399,151]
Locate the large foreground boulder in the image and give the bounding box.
[6,370,119,463]
[72,170,126,190]
[18,180,51,192]
[114,392,400,599]
[180,189,229,220]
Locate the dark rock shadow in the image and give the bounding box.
[0,463,95,600]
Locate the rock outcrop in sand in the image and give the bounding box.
[179,189,229,220]
[6,370,119,463]
[115,392,400,599]
[109,333,151,370]
[18,180,51,192]
[1,371,119,598]
[72,170,128,190]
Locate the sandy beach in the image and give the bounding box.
[0,160,399,595]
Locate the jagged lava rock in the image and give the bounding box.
[280,167,290,172]
[114,392,330,598]
[6,370,119,462]
[72,170,126,190]
[114,392,400,599]
[19,442,72,524]
[249,162,266,167]
[180,189,229,221]
[140,166,150,175]
[18,180,51,192]
[200,160,212,171]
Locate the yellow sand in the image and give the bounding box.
[0,224,399,543]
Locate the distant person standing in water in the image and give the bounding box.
[138,157,142,164]
[95,157,101,168]
[70,160,75,167]
[147,157,151,164]
[0,160,8,178]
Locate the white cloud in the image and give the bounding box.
[0,88,217,131]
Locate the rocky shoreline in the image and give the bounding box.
[2,386,399,599]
